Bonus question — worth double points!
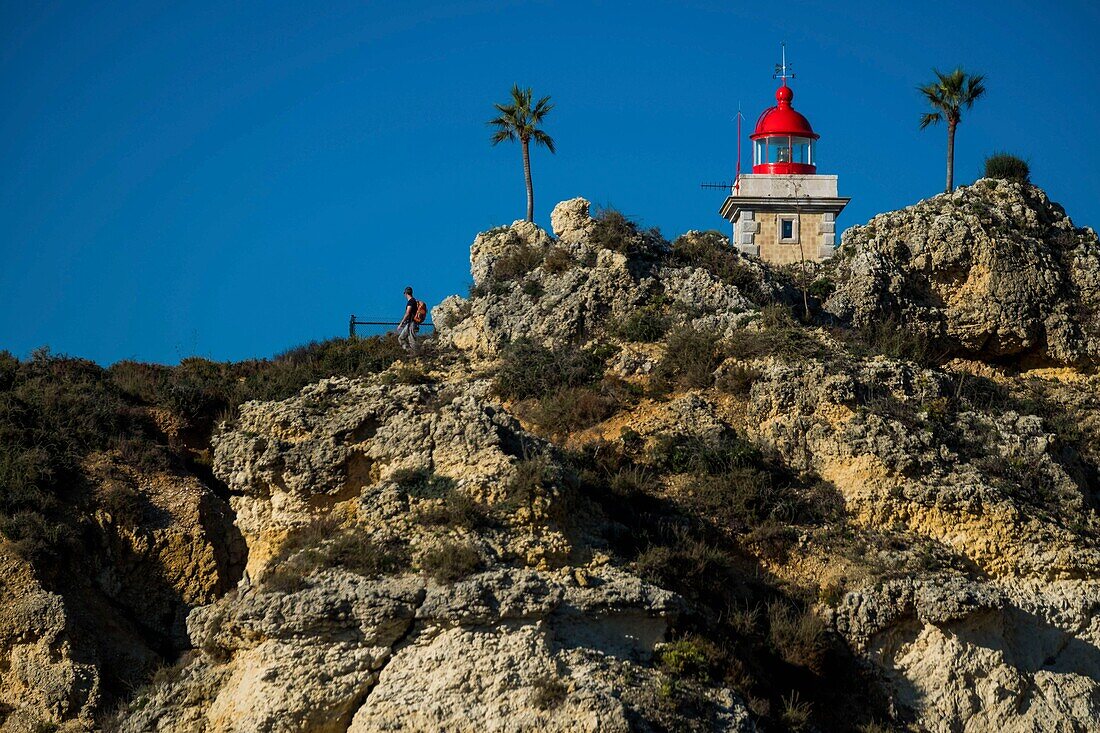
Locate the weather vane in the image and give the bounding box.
[773,42,795,82]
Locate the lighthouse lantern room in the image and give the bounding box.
[720,49,849,264]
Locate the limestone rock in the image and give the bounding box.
[832,577,1100,732]
[435,200,778,356]
[825,179,1100,366]
[550,197,595,244]
[470,220,553,287]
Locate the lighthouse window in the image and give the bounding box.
[767,138,791,164]
[791,137,813,165]
[779,217,798,242]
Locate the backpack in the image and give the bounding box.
[413,299,427,325]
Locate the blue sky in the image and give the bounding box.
[3,0,1098,365]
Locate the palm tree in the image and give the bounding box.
[489,85,555,223]
[919,68,986,193]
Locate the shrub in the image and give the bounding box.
[494,340,605,400]
[392,469,457,499]
[648,432,759,475]
[671,232,766,304]
[659,637,717,681]
[715,364,761,396]
[542,246,574,274]
[531,675,568,710]
[264,520,409,592]
[492,242,545,281]
[614,302,671,343]
[0,510,77,563]
[651,327,723,392]
[727,307,827,362]
[420,539,483,583]
[590,208,643,254]
[384,364,432,386]
[984,152,1030,183]
[806,278,835,300]
[527,382,624,436]
[101,481,143,527]
[521,279,544,299]
[634,531,731,590]
[780,691,813,731]
[413,491,491,529]
[609,465,658,497]
[840,317,937,366]
[767,602,828,673]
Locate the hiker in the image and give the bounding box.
[397,286,426,353]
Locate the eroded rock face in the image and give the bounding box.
[825,179,1100,366]
[832,577,1100,732]
[0,467,243,732]
[119,376,746,732]
[740,356,1100,730]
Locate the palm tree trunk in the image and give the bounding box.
[945,120,956,193]
[522,138,534,222]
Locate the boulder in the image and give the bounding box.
[826,179,1100,366]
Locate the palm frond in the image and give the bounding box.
[532,129,556,154]
[964,74,987,107]
[919,112,942,130]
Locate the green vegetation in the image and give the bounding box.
[492,241,545,281]
[984,152,1030,183]
[589,207,664,257]
[918,67,987,192]
[541,245,574,274]
[488,84,556,223]
[614,301,672,343]
[670,231,767,305]
[836,317,939,366]
[727,306,828,362]
[561,430,881,731]
[0,336,405,572]
[650,326,724,392]
[531,675,568,710]
[526,383,620,436]
[419,539,483,583]
[494,339,606,400]
[264,518,410,593]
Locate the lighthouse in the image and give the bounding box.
[719,51,849,264]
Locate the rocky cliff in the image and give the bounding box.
[3,181,1100,732]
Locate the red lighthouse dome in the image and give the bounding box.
[750,84,818,174]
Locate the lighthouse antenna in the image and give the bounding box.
[735,103,743,194]
[773,41,795,83]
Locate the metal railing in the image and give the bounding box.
[349,315,435,338]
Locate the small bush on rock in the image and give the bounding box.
[671,232,767,304]
[420,539,483,583]
[492,242,545,281]
[495,340,606,400]
[542,246,574,274]
[716,364,761,396]
[413,491,491,529]
[531,675,569,710]
[651,327,723,392]
[728,307,827,362]
[101,481,143,527]
[392,469,457,499]
[984,152,1030,183]
[528,384,620,436]
[767,602,828,673]
[265,520,410,592]
[590,208,643,254]
[615,302,671,343]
